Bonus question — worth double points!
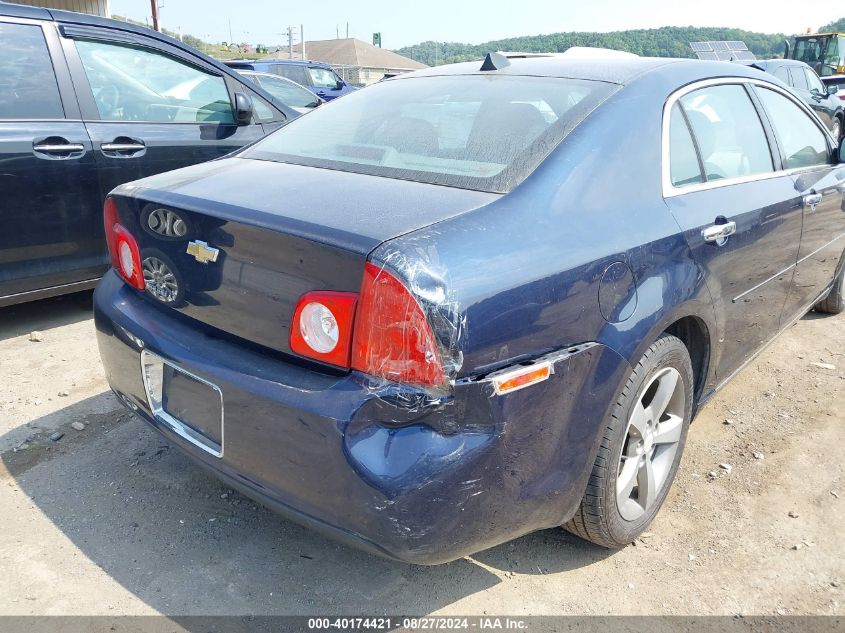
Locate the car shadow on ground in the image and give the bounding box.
[2,396,613,616]
[0,290,93,342]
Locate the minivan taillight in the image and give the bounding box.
[104,197,145,291]
[351,262,446,389]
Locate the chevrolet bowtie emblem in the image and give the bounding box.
[186,240,219,264]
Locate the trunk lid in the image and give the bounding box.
[111,157,497,358]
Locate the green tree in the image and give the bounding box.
[395,24,812,66]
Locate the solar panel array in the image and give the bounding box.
[689,41,756,61]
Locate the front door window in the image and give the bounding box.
[75,40,235,124]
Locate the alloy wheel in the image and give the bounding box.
[616,367,686,521]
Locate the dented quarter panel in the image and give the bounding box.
[96,272,629,563]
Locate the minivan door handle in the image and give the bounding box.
[803,192,823,211]
[32,137,85,159]
[701,221,737,243]
[100,138,146,158]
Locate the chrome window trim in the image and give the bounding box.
[662,77,836,198]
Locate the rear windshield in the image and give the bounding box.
[244,75,618,192]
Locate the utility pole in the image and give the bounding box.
[228,19,233,45]
[301,24,305,60]
[287,26,294,59]
[149,0,159,31]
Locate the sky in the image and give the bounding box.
[109,0,845,49]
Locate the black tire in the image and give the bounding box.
[565,333,694,548]
[815,263,845,314]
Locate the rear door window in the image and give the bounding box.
[668,103,704,187]
[756,87,830,169]
[679,84,773,181]
[272,64,310,86]
[75,40,235,123]
[0,22,64,119]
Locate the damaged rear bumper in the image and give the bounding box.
[94,271,630,564]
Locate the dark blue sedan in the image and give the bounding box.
[94,53,845,564]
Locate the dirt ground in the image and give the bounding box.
[0,290,842,616]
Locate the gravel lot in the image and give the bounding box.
[0,291,842,616]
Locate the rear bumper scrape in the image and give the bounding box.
[95,271,630,564]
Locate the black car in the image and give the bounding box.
[0,2,296,307]
[746,59,843,139]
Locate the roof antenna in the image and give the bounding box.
[480,52,510,71]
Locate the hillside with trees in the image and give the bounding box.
[395,25,807,66]
[820,17,845,32]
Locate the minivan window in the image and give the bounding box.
[272,64,310,86]
[0,23,64,119]
[244,75,618,193]
[756,87,829,169]
[668,103,704,187]
[75,40,235,124]
[680,84,773,181]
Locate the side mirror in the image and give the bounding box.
[838,136,845,163]
[234,92,253,126]
[829,84,839,96]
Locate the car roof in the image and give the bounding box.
[745,59,813,72]
[392,55,769,86]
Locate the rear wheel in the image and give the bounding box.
[565,334,693,548]
[815,263,845,314]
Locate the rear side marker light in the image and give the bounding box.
[492,362,552,395]
[290,291,358,367]
[104,197,145,291]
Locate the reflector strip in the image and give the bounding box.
[492,362,552,395]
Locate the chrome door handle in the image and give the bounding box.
[33,141,85,158]
[803,192,823,211]
[101,142,145,154]
[33,143,85,152]
[701,221,737,243]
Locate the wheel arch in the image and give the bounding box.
[605,299,718,412]
[662,314,711,408]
